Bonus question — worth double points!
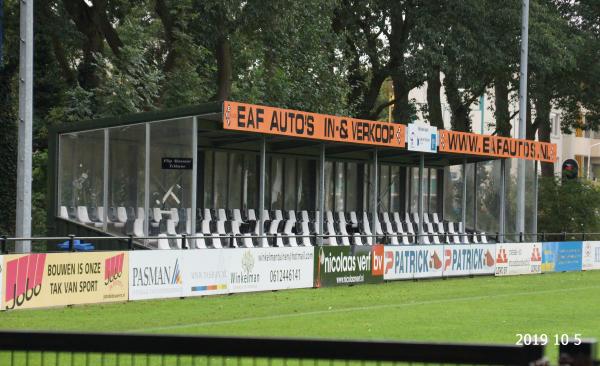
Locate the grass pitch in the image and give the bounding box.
[1,271,599,360]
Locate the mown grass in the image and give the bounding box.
[1,271,599,364]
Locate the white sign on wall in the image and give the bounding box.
[227,247,314,293]
[182,249,229,297]
[495,243,542,276]
[129,250,184,300]
[443,244,496,276]
[582,241,600,270]
[384,245,444,280]
[407,122,438,153]
[129,247,315,301]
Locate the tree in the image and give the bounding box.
[334,1,445,123]
[0,0,19,236]
[538,177,600,235]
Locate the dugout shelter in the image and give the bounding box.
[47,101,557,250]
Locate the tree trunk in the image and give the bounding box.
[215,36,232,101]
[362,73,386,120]
[494,76,511,137]
[63,0,123,89]
[426,67,444,129]
[444,70,471,132]
[391,74,412,124]
[535,97,554,177]
[155,0,178,74]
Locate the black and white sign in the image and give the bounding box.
[161,157,193,170]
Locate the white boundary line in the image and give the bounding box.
[130,285,600,333]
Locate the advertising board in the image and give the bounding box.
[315,245,384,287]
[541,242,582,273]
[583,241,600,271]
[383,245,444,280]
[227,247,314,293]
[438,130,557,163]
[223,101,406,149]
[3,251,128,310]
[442,244,496,276]
[494,243,542,276]
[0,255,3,309]
[129,250,183,300]
[407,122,437,153]
[181,249,229,297]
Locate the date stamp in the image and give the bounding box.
[516,334,582,346]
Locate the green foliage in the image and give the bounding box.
[538,177,600,234]
[31,151,48,236]
[1,0,599,235]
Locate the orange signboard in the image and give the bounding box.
[438,130,557,163]
[223,101,405,148]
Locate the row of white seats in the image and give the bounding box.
[60,206,488,249]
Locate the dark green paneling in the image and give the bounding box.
[49,102,222,135]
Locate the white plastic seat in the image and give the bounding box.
[114,207,127,228]
[382,212,392,224]
[274,210,284,220]
[137,207,145,220]
[436,222,447,243]
[217,209,227,221]
[423,213,431,224]
[314,211,321,229]
[151,208,162,228]
[358,212,374,245]
[404,212,412,224]
[298,221,313,246]
[392,212,403,229]
[447,222,461,244]
[480,232,488,243]
[133,218,145,237]
[336,212,351,245]
[325,211,335,223]
[395,222,410,245]
[458,222,469,244]
[77,206,103,227]
[247,209,257,221]
[170,208,180,225]
[427,222,440,244]
[300,210,310,222]
[266,219,283,247]
[349,211,359,228]
[157,234,170,249]
[383,221,399,245]
[60,206,69,220]
[202,219,223,248]
[230,221,253,247]
[373,217,385,238]
[404,222,416,244]
[165,220,182,249]
[214,220,231,248]
[258,210,269,222]
[97,206,110,224]
[193,220,212,249]
[432,213,440,223]
[325,220,339,246]
[281,220,298,247]
[412,212,420,225]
